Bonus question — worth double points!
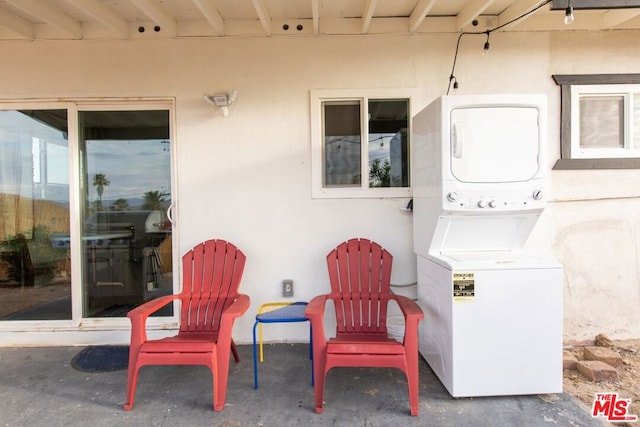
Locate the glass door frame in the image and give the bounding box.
[0,98,179,332]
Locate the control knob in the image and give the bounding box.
[488,200,497,208]
[446,192,457,202]
[532,190,543,200]
[477,200,486,208]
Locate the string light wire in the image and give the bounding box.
[446,0,553,95]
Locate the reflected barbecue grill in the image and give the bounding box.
[52,210,170,309]
[85,210,168,307]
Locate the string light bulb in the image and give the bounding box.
[564,0,574,25]
[483,31,491,55]
[448,75,458,94]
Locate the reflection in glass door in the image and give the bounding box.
[0,109,71,320]
[79,110,173,318]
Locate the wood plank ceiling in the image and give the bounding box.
[0,0,639,41]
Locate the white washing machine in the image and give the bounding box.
[417,253,562,397]
[412,95,563,397]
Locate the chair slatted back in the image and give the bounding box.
[326,238,393,337]
[179,239,246,333]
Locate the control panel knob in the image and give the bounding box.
[532,190,543,200]
[477,200,486,208]
[489,200,497,208]
[446,192,457,202]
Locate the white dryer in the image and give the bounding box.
[412,95,563,397]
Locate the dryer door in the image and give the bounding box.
[450,106,540,183]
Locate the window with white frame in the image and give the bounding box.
[310,89,414,198]
[571,85,640,159]
[553,74,640,169]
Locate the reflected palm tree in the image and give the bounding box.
[142,190,168,211]
[111,198,129,211]
[369,159,390,187]
[92,173,110,211]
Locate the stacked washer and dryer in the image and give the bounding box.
[411,95,563,397]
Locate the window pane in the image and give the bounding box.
[79,110,172,318]
[0,110,71,320]
[368,99,409,187]
[323,101,361,186]
[634,94,640,148]
[580,96,623,148]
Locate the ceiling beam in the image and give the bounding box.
[191,0,225,35]
[64,0,128,37]
[409,0,438,33]
[457,0,496,29]
[552,0,640,9]
[0,10,34,38]
[602,8,640,27]
[362,0,378,33]
[130,0,178,35]
[5,0,82,38]
[311,0,319,34]
[497,0,549,30]
[251,0,272,35]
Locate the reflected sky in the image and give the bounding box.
[0,110,171,205]
[86,139,170,204]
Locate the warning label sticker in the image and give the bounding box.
[453,272,475,303]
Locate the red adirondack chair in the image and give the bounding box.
[305,238,424,416]
[124,239,250,411]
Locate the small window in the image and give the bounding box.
[323,100,362,187]
[553,74,640,169]
[311,89,414,198]
[571,85,640,159]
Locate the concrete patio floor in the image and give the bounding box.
[0,343,607,427]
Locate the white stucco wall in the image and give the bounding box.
[1,28,639,344]
[547,30,640,341]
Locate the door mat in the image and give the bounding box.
[71,345,129,372]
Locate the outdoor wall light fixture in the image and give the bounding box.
[203,89,238,117]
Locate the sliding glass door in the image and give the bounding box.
[0,102,174,323]
[0,109,71,320]
[78,109,173,318]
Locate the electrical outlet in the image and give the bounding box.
[282,279,294,297]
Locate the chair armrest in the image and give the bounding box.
[218,294,251,353]
[305,294,328,347]
[394,295,424,321]
[305,294,328,323]
[220,294,251,324]
[127,294,178,320]
[127,294,179,346]
[394,295,424,347]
